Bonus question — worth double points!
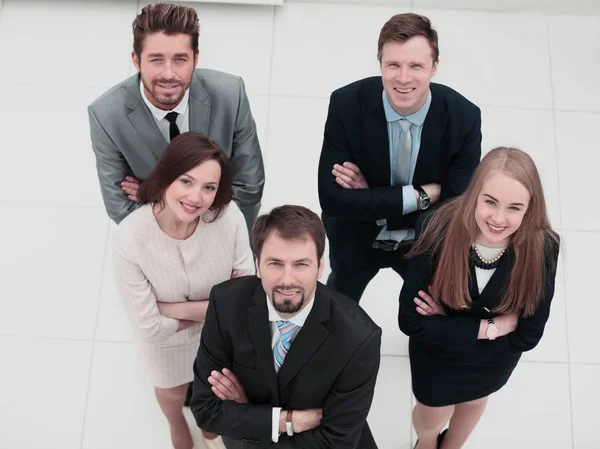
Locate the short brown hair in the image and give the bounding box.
[138,132,232,221]
[252,205,326,263]
[132,2,199,60]
[377,13,439,63]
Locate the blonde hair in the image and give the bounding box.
[409,147,558,317]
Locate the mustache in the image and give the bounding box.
[274,285,304,292]
[154,78,182,85]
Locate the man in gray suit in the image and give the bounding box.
[88,3,264,418]
[88,2,264,235]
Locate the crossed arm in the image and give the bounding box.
[191,293,382,448]
[399,245,559,354]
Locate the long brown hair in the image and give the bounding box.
[138,132,232,221]
[408,147,558,317]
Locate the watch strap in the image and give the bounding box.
[415,185,427,197]
[286,410,293,436]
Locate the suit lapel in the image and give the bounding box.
[189,71,210,135]
[125,74,168,160]
[361,81,392,187]
[277,285,331,392]
[247,287,279,404]
[413,88,447,184]
[477,246,512,309]
[468,246,513,313]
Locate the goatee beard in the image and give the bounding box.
[272,287,305,314]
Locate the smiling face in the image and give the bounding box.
[163,159,221,224]
[256,232,324,319]
[380,36,438,116]
[474,170,531,248]
[132,32,198,110]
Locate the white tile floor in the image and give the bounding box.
[0,1,598,448]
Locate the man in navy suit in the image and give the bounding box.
[318,13,482,303]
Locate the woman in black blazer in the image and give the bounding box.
[399,147,560,449]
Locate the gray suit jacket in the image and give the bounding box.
[88,68,265,231]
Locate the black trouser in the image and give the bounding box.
[222,421,378,448]
[326,243,412,303]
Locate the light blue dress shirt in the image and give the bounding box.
[376,89,432,242]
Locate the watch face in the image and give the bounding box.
[487,325,498,340]
[419,197,431,210]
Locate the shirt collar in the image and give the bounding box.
[382,88,432,126]
[140,80,190,122]
[266,293,315,327]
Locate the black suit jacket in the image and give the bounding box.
[398,233,561,361]
[190,276,382,449]
[317,77,482,266]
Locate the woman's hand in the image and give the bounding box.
[231,270,246,279]
[414,290,447,316]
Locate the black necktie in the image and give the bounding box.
[165,111,180,141]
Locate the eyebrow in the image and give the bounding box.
[147,53,190,58]
[266,257,312,264]
[383,58,427,64]
[483,193,525,207]
[181,174,218,185]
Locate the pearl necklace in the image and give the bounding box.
[469,244,506,270]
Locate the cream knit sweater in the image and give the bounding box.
[112,202,255,388]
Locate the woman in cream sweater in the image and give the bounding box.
[113,132,255,449]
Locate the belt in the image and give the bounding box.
[372,239,413,252]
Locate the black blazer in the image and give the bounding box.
[398,233,561,360]
[191,276,382,448]
[317,77,482,265]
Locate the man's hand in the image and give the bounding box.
[280,409,323,433]
[414,290,447,316]
[208,368,249,404]
[121,176,141,203]
[420,183,441,205]
[332,162,369,189]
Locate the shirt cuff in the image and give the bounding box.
[272,407,282,443]
[161,316,180,339]
[402,184,419,215]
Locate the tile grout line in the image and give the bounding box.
[78,218,112,449]
[0,74,599,118]
[261,4,278,159]
[545,18,575,449]
[3,330,597,366]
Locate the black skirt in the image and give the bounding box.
[409,338,522,407]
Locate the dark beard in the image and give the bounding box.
[272,287,305,314]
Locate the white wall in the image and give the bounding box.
[0,1,598,448]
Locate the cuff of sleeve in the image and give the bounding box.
[163,316,180,338]
[272,407,282,443]
[403,185,419,215]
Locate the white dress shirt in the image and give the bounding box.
[139,81,190,142]
[266,295,315,443]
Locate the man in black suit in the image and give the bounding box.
[318,13,482,303]
[190,205,382,449]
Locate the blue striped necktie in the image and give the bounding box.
[274,320,299,373]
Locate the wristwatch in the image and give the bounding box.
[415,186,431,210]
[486,318,499,340]
[286,410,294,436]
